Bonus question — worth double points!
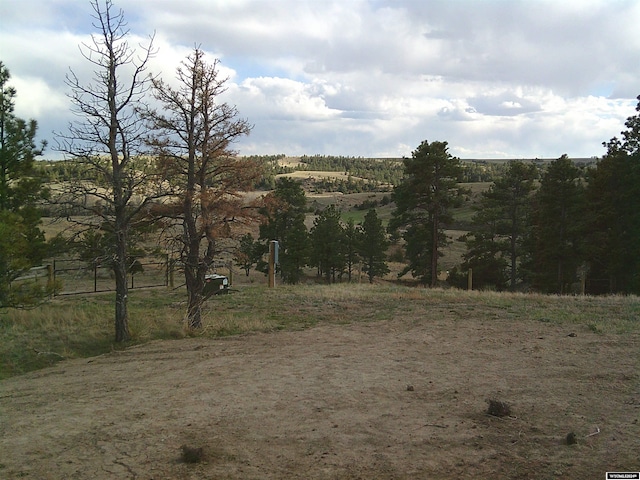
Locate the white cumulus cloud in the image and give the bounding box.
[1,0,638,159]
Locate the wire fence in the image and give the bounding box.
[51,257,170,295]
[9,257,170,297]
[12,257,236,297]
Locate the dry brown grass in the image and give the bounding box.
[3,281,638,380]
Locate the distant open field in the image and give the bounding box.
[278,170,358,181]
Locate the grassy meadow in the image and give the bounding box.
[2,282,639,380]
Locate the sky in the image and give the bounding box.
[1,0,639,160]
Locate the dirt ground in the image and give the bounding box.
[1,312,639,479]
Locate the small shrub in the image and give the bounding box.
[181,445,204,463]
[588,322,603,334]
[487,399,512,417]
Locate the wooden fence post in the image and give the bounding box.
[268,240,276,288]
[47,264,54,293]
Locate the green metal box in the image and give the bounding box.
[203,274,229,297]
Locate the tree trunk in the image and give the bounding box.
[557,259,564,294]
[185,266,204,329]
[183,200,209,329]
[113,231,130,342]
[510,238,517,290]
[510,212,518,291]
[431,214,439,287]
[184,233,205,329]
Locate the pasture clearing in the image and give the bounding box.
[1,285,638,478]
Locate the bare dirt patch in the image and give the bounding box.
[1,312,639,479]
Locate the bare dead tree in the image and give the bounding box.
[143,48,260,329]
[54,0,163,342]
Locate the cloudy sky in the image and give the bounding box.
[1,0,639,160]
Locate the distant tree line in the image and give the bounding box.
[444,146,636,294]
[308,113,639,295]
[299,157,516,191]
[235,177,390,284]
[246,154,294,190]
[299,155,405,187]
[459,161,508,183]
[354,195,391,210]
[308,176,384,194]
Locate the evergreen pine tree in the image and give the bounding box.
[461,161,537,291]
[529,155,586,293]
[585,96,640,293]
[359,208,390,283]
[343,218,361,282]
[259,177,309,284]
[0,62,49,306]
[389,140,463,285]
[310,204,346,283]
